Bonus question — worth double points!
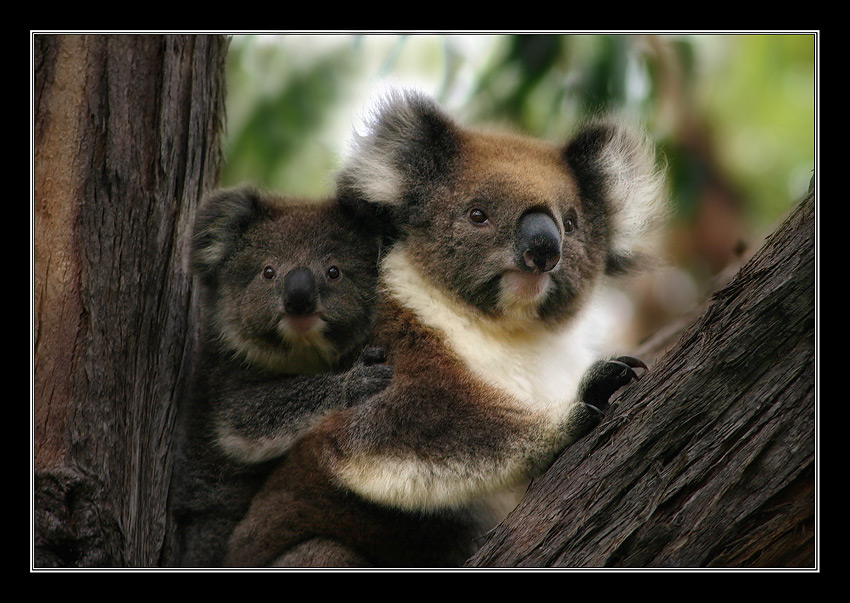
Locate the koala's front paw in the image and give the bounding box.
[579,356,647,414]
[565,356,646,444]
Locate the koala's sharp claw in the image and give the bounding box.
[613,355,647,376]
[608,360,638,381]
[578,355,647,415]
[584,403,604,418]
[606,359,643,385]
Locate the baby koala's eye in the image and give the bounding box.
[326,265,341,280]
[467,207,489,226]
[262,265,276,280]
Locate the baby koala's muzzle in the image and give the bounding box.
[283,267,318,315]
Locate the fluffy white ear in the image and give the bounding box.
[566,119,668,273]
[336,89,461,209]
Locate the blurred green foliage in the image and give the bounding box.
[221,33,815,268]
[222,37,361,197]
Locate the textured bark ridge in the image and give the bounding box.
[467,192,816,569]
[33,34,228,567]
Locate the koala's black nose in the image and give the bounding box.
[283,267,318,315]
[517,211,561,273]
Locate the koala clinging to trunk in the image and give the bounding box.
[171,186,391,567]
[225,91,667,567]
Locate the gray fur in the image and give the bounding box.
[171,186,389,567]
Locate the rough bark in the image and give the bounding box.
[467,191,816,569]
[33,34,228,567]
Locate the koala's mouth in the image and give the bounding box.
[501,270,552,301]
[281,313,324,336]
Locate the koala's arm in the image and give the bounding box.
[215,358,393,464]
[313,356,643,512]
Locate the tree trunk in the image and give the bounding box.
[33,34,228,567]
[467,191,816,568]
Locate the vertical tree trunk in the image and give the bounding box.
[33,34,228,567]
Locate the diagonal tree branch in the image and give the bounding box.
[467,191,816,569]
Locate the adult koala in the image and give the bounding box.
[225,91,666,568]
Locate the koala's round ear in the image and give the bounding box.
[191,185,269,282]
[336,192,398,244]
[336,89,461,220]
[565,119,668,275]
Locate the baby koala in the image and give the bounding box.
[171,185,390,567]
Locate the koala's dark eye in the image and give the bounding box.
[262,265,276,280]
[467,207,489,226]
[326,265,341,280]
[563,209,578,234]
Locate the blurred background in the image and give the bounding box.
[219,33,816,350]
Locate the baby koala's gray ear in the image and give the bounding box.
[336,89,461,217]
[191,185,269,283]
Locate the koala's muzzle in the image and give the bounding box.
[283,267,318,315]
[517,211,561,274]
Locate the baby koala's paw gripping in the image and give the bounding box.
[341,346,394,407]
[358,345,388,367]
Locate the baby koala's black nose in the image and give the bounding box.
[283,267,318,315]
[517,211,562,274]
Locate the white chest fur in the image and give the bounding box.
[381,246,604,423]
